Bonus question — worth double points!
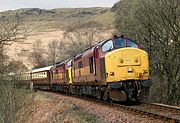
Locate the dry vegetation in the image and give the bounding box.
[7,30,65,69]
[15,91,163,123]
[15,92,103,123]
[0,16,33,123]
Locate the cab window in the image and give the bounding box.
[114,38,138,48]
[102,40,113,52]
[114,38,125,48]
[127,40,138,48]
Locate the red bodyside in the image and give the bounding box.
[72,54,83,83]
[51,64,66,85]
[71,44,107,84]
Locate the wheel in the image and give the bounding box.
[96,90,102,100]
[103,91,110,102]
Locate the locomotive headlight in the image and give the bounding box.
[143,70,148,74]
[110,72,115,76]
[135,58,138,63]
[120,59,124,63]
[128,67,133,72]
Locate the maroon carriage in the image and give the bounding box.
[31,66,52,89]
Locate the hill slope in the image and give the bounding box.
[0,7,116,69]
[0,7,114,31]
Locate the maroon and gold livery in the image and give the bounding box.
[28,36,152,101]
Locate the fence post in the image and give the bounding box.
[30,82,33,91]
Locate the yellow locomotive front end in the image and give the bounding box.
[101,36,152,101]
[105,48,150,82]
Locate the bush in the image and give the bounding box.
[0,79,33,123]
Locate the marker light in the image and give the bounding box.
[128,67,133,72]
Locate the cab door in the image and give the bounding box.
[94,46,104,82]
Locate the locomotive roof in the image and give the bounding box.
[97,39,108,46]
[32,65,52,73]
[56,58,72,67]
[74,53,83,61]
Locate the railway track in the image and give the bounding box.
[95,100,180,123]
[39,90,180,123]
[65,95,180,123]
[113,102,180,123]
[136,102,180,121]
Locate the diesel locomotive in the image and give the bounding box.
[19,35,152,101]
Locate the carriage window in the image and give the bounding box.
[102,40,113,52]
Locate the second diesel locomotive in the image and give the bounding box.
[23,36,152,101]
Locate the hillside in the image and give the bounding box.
[0,7,114,31]
[0,7,115,70]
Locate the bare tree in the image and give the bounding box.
[0,17,27,53]
[64,21,105,57]
[114,0,140,39]
[0,16,27,75]
[0,16,29,123]
[115,0,180,105]
[30,39,47,69]
[47,40,64,64]
[0,65,31,123]
[137,0,180,105]
[78,21,103,47]
[30,39,65,68]
[0,16,27,74]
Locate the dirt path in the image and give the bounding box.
[15,91,163,123]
